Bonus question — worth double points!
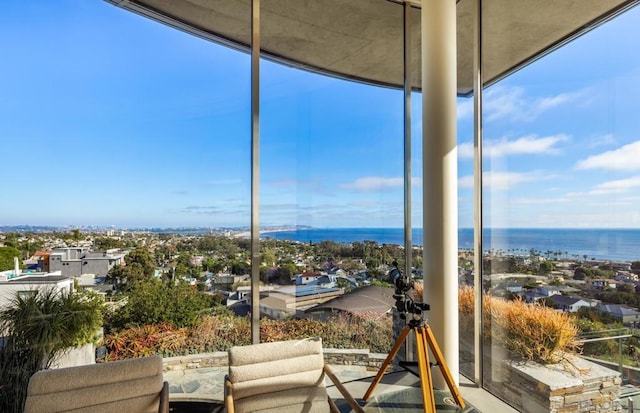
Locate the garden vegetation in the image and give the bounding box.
[0,288,104,413]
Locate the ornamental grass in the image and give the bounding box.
[457,285,579,364]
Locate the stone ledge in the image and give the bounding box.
[163,352,228,371]
[163,348,387,372]
[491,355,622,413]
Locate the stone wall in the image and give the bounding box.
[486,355,622,413]
[163,352,228,371]
[162,348,387,372]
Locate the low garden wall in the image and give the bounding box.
[162,348,387,372]
[51,342,96,368]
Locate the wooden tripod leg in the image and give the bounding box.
[415,327,436,413]
[423,324,466,409]
[363,325,412,401]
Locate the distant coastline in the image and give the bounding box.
[2,225,640,263]
[262,227,640,263]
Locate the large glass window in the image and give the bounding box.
[0,0,251,359]
[0,1,250,232]
[457,93,475,380]
[258,0,405,352]
[456,1,477,380]
[481,1,640,403]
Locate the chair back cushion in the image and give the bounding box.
[24,355,165,413]
[228,338,329,413]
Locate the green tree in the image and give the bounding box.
[366,258,381,270]
[15,238,44,260]
[126,247,156,278]
[573,266,592,280]
[274,266,293,284]
[108,279,212,329]
[539,260,554,274]
[107,247,156,289]
[0,288,103,413]
[280,262,298,275]
[0,246,21,271]
[202,257,217,272]
[94,237,124,251]
[70,229,83,241]
[573,316,619,357]
[231,260,250,275]
[261,247,277,267]
[2,233,19,248]
[337,278,353,293]
[618,283,636,294]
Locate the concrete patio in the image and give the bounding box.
[165,364,519,412]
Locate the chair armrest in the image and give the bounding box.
[323,364,364,413]
[224,375,235,413]
[159,381,169,413]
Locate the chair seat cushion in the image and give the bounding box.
[233,385,330,413]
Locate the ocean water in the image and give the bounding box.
[262,228,640,263]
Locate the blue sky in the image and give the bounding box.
[1,1,640,229]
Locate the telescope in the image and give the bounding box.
[389,261,429,318]
[389,261,413,293]
[365,262,464,411]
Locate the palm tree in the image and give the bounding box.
[0,288,103,413]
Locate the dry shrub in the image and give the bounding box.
[103,310,393,359]
[458,286,475,334]
[260,318,326,342]
[412,282,424,301]
[190,314,251,351]
[102,323,189,360]
[260,313,392,353]
[103,287,578,365]
[321,312,392,353]
[458,287,579,364]
[458,285,474,315]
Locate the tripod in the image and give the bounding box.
[362,317,466,413]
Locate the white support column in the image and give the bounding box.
[421,0,458,387]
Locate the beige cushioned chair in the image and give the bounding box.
[24,355,169,413]
[224,337,363,413]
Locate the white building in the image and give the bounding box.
[0,267,73,309]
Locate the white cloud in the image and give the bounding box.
[340,176,423,192]
[488,134,567,157]
[509,197,570,205]
[459,134,568,159]
[458,143,474,159]
[459,171,552,191]
[340,177,403,192]
[576,140,640,171]
[482,85,584,122]
[586,133,616,149]
[589,176,640,195]
[484,171,542,191]
[457,98,474,120]
[458,175,474,189]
